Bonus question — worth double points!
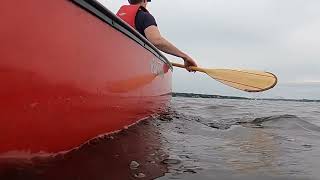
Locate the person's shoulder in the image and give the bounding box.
[137,9,155,19]
[136,9,157,25]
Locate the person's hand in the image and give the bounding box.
[183,56,197,72]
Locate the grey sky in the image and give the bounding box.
[99,0,320,99]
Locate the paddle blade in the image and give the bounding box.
[203,69,278,92]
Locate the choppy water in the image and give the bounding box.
[158,97,320,180]
[1,97,320,180]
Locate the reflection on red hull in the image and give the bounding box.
[0,119,169,180]
[0,0,172,155]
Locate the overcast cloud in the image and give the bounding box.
[99,0,320,99]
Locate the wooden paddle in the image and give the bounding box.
[171,62,278,92]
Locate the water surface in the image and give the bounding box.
[1,97,319,180]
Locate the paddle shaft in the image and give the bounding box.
[171,62,206,73]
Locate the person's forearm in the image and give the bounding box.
[153,37,188,59]
[144,26,197,69]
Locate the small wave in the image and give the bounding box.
[251,114,298,124]
[156,107,203,123]
[207,122,234,130]
[250,114,320,133]
[203,105,235,110]
[198,114,320,133]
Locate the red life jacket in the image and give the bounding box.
[116,5,148,29]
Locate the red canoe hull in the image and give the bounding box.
[0,0,172,156]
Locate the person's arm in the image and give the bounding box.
[144,25,197,71]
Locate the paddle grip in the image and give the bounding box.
[171,62,205,72]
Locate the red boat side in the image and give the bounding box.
[0,0,172,155]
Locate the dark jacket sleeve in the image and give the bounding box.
[135,11,157,37]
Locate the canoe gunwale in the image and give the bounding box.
[71,0,172,70]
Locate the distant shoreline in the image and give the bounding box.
[172,92,320,103]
